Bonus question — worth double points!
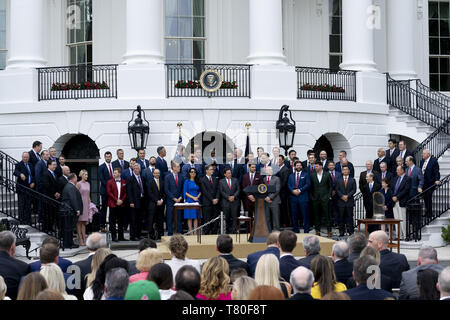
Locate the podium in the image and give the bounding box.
[244,184,275,243]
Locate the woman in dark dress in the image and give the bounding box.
[380,178,393,232]
[183,168,202,235]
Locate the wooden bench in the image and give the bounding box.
[1,219,31,259]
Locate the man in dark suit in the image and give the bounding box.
[318,150,330,172]
[41,159,61,232]
[127,163,146,241]
[56,165,70,196]
[420,149,441,218]
[405,156,424,199]
[361,172,381,232]
[136,148,149,171]
[0,231,31,300]
[276,155,292,228]
[287,150,297,170]
[216,235,249,275]
[359,160,379,191]
[98,151,114,231]
[263,166,281,232]
[73,232,107,299]
[279,230,300,281]
[35,150,50,193]
[156,146,169,178]
[335,150,355,179]
[328,161,342,227]
[386,138,400,173]
[347,232,367,263]
[29,236,73,273]
[332,241,353,284]
[164,161,184,236]
[121,158,136,182]
[145,168,165,240]
[335,165,357,236]
[246,231,280,277]
[301,150,315,172]
[60,173,82,249]
[107,167,127,242]
[398,140,413,165]
[224,152,244,182]
[241,162,262,220]
[219,168,240,234]
[48,147,61,177]
[373,148,388,174]
[343,255,395,300]
[288,161,310,233]
[368,230,410,288]
[13,152,35,225]
[309,162,333,237]
[200,165,221,235]
[28,141,43,169]
[377,162,393,184]
[391,165,412,240]
[298,235,321,269]
[112,148,130,172]
[438,267,450,300]
[289,266,315,300]
[181,153,204,180]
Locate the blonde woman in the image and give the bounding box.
[254,254,292,298]
[76,169,91,246]
[0,275,11,300]
[231,276,258,300]
[197,256,231,300]
[40,263,77,300]
[129,248,163,283]
[17,272,48,300]
[83,248,112,300]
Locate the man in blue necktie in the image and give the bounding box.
[392,166,412,240]
[41,159,60,232]
[13,152,35,224]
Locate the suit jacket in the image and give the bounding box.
[181,163,204,180]
[219,254,250,276]
[219,177,240,207]
[391,175,412,207]
[137,158,150,171]
[106,179,127,208]
[288,293,315,300]
[297,253,319,270]
[309,171,333,202]
[335,176,357,208]
[399,149,413,162]
[328,170,342,190]
[280,255,300,282]
[34,159,48,191]
[361,181,381,212]
[373,157,389,174]
[61,182,83,213]
[0,251,30,300]
[379,249,410,288]
[29,257,73,273]
[112,159,130,171]
[386,148,401,173]
[121,167,134,182]
[406,165,424,198]
[334,259,354,284]
[13,161,35,191]
[224,162,244,181]
[164,172,184,203]
[155,157,169,178]
[200,175,220,206]
[335,161,355,179]
[344,284,395,300]
[49,157,60,177]
[319,159,330,172]
[74,254,94,297]
[359,170,380,190]
[276,165,291,192]
[146,177,165,205]
[141,167,156,184]
[57,175,69,195]
[246,246,280,278]
[264,175,281,204]
[127,174,145,209]
[28,149,41,168]
[98,162,114,195]
[420,156,440,189]
[288,171,310,202]
[242,172,262,190]
[41,170,59,199]
[399,263,444,300]
[378,171,393,184]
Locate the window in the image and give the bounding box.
[329,0,342,70]
[0,0,6,70]
[165,0,206,66]
[429,1,450,91]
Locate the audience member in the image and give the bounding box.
[216,234,249,276]
[246,231,280,277]
[310,255,347,299]
[399,246,443,300]
[197,257,231,300]
[248,285,285,300]
[0,231,30,299]
[298,235,321,269]
[129,238,157,276]
[168,289,195,300]
[29,236,72,273]
[90,255,130,300]
[83,248,112,298]
[0,275,10,300]
[40,263,77,300]
[331,241,353,284]
[278,230,300,282]
[231,276,258,300]
[35,289,65,300]
[16,272,48,300]
[174,265,201,299]
[255,254,292,298]
[347,232,366,263]
[147,263,176,300]
[417,269,440,300]
[321,292,351,300]
[289,266,315,300]
[166,235,201,282]
[125,280,161,300]
[129,248,163,283]
[437,266,450,300]
[104,267,129,300]
[230,268,248,284]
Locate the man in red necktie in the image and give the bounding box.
[242,163,261,220]
[200,165,220,234]
[220,168,240,234]
[99,151,113,232]
[288,161,311,234]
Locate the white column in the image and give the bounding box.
[6,0,46,69]
[387,0,417,80]
[340,0,377,72]
[122,0,163,64]
[247,0,286,65]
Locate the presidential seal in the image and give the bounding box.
[257,184,268,194]
[200,69,223,92]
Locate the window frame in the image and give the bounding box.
[328,0,342,70]
[0,0,7,70]
[66,0,93,67]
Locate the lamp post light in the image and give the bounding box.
[276,105,296,156]
[128,105,150,151]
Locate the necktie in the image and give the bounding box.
[296,173,300,188]
[120,160,124,169]
[51,171,55,180]
[108,163,113,178]
[209,177,213,186]
[311,166,314,173]
[408,168,412,176]
[344,177,347,188]
[369,183,373,192]
[142,160,146,169]
[394,176,402,194]
[250,173,253,185]
[228,179,231,190]
[36,152,40,160]
[156,179,160,191]
[267,176,270,185]
[175,174,178,187]
[137,175,143,196]
[25,163,31,184]
[331,172,335,182]
[382,172,386,179]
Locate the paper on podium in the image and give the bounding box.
[174,202,200,206]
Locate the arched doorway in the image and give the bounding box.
[55,134,100,204]
[186,131,235,164]
[313,135,334,160]
[313,133,352,162]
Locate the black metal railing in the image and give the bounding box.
[296,67,357,101]
[412,119,450,166]
[415,79,450,109]
[0,150,19,184]
[37,64,118,101]
[387,74,449,132]
[406,174,450,241]
[166,63,251,98]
